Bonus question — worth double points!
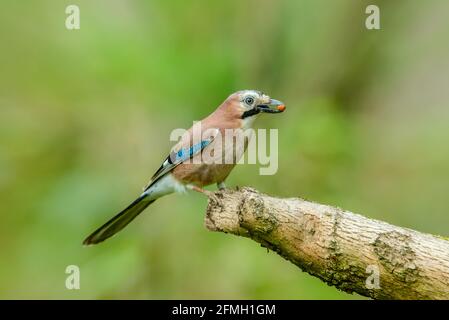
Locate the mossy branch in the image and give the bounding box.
[204,187,449,300]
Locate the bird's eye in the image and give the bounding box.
[244,97,255,106]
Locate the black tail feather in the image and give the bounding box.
[83,195,155,245]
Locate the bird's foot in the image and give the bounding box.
[217,182,227,191]
[188,185,220,203]
[206,191,220,204]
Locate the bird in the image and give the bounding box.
[83,90,286,245]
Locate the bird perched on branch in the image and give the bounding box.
[83,90,285,245]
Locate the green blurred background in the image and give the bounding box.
[1,0,448,299]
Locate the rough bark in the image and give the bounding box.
[204,187,449,299]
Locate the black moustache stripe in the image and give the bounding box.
[241,108,261,119]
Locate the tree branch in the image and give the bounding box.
[204,187,449,299]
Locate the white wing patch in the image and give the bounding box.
[143,129,219,191]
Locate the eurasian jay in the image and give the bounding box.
[83,90,285,245]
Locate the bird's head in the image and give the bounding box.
[214,90,285,129]
[232,90,285,121]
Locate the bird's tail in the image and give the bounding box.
[83,194,155,245]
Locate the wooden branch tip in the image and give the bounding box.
[204,187,449,300]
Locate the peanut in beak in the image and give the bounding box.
[277,105,286,112]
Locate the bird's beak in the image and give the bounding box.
[257,99,286,113]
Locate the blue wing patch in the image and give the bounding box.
[175,140,211,162]
[143,138,213,191]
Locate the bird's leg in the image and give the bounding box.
[187,184,207,194]
[217,181,226,190]
[187,185,219,202]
